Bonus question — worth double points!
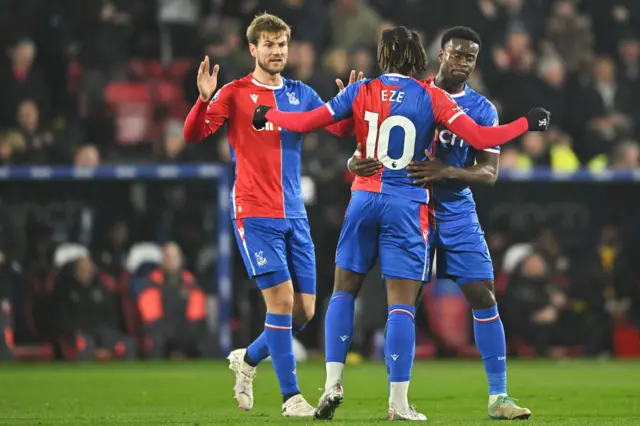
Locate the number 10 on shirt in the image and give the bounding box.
[364,111,417,170]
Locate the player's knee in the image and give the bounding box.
[262,281,295,314]
[462,280,496,309]
[293,292,315,324]
[386,278,423,306]
[334,266,365,298]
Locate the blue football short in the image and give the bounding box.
[233,217,316,294]
[336,190,430,282]
[429,221,494,285]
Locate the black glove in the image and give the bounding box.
[252,105,272,130]
[525,107,551,131]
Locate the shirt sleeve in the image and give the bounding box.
[325,80,365,121]
[428,85,466,126]
[480,102,501,154]
[302,83,355,137]
[303,84,325,110]
[204,83,233,133]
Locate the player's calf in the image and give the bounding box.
[461,280,522,413]
[385,279,423,417]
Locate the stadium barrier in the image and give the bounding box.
[0,164,232,356]
[1,164,638,357]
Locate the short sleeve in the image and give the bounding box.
[204,83,233,132]
[480,101,500,154]
[429,85,465,126]
[325,80,366,121]
[302,84,325,110]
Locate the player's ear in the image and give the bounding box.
[249,43,257,59]
[438,50,444,63]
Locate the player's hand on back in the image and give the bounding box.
[525,107,551,131]
[197,56,220,102]
[335,69,364,93]
[348,143,382,177]
[252,106,272,130]
[406,150,450,185]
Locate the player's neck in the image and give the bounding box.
[252,68,282,88]
[435,72,465,95]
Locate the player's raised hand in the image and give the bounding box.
[525,107,551,131]
[348,143,382,177]
[336,70,365,93]
[252,105,272,130]
[197,56,220,102]
[407,152,450,185]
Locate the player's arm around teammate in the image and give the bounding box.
[407,149,498,186]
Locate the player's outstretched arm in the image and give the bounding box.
[253,105,336,133]
[183,57,229,142]
[445,108,551,150]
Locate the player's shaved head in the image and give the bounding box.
[378,26,428,76]
[437,26,482,88]
[441,26,482,50]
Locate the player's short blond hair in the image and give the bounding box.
[246,13,291,46]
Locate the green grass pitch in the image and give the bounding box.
[1,360,639,425]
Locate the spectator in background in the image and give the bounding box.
[157,0,202,63]
[546,0,594,74]
[498,146,519,170]
[536,56,567,130]
[319,48,350,100]
[259,0,328,50]
[518,132,550,168]
[75,0,134,114]
[285,41,330,100]
[138,242,216,359]
[610,140,640,170]
[54,256,136,361]
[616,32,640,85]
[74,145,100,167]
[156,119,193,162]
[577,57,634,164]
[9,100,57,164]
[504,252,574,357]
[0,39,50,128]
[330,0,381,51]
[96,220,130,282]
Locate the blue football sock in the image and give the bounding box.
[292,322,307,335]
[384,320,390,391]
[386,304,416,383]
[473,305,507,395]
[245,321,307,367]
[246,332,269,367]
[325,292,355,363]
[264,313,299,396]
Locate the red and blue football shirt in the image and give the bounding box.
[326,74,464,203]
[185,73,351,219]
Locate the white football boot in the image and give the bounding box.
[282,394,315,417]
[387,403,428,421]
[314,383,345,420]
[227,348,256,411]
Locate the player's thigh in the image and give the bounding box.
[335,191,379,275]
[232,218,289,288]
[286,218,316,296]
[438,223,494,285]
[378,195,430,282]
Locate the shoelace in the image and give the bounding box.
[496,396,519,406]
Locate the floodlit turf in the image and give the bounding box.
[0,360,639,425]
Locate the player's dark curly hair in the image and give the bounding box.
[378,26,428,76]
[440,26,482,49]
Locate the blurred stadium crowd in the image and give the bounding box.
[1,0,640,362]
